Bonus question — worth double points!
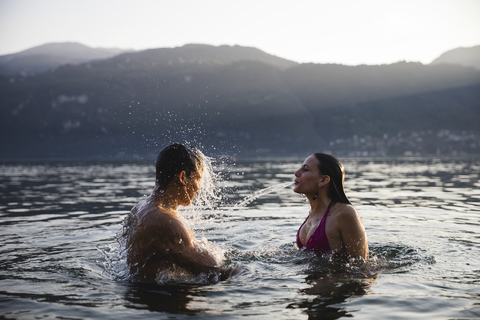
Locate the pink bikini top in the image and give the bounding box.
[296,202,332,253]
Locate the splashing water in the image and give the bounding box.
[181,153,224,225]
[232,181,295,209]
[191,154,222,210]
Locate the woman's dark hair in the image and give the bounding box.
[313,153,351,204]
[155,143,203,189]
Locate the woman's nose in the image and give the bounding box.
[294,169,300,177]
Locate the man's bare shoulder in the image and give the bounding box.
[140,209,186,230]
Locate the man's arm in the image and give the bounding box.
[153,218,237,279]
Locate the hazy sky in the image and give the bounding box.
[1,0,479,65]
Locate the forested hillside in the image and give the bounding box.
[1,44,479,158]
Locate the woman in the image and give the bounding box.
[294,153,368,259]
[121,143,239,282]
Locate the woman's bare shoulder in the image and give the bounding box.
[336,204,361,222]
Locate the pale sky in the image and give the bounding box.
[1,0,479,65]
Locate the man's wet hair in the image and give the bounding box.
[155,143,203,189]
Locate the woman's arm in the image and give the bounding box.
[337,206,369,259]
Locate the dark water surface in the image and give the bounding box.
[1,158,479,319]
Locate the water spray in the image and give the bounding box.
[232,181,295,209]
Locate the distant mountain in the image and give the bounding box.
[0,42,133,75]
[282,61,480,138]
[430,45,480,70]
[1,44,479,158]
[102,43,297,70]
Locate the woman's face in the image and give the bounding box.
[293,155,322,195]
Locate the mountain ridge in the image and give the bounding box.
[430,45,480,70]
[2,41,479,75]
[0,42,133,75]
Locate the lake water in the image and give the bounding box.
[1,157,479,319]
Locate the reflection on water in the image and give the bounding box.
[288,274,376,320]
[0,158,479,319]
[124,282,203,315]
